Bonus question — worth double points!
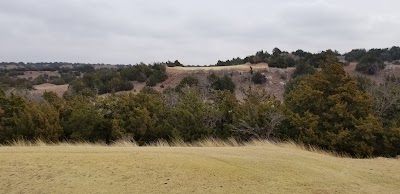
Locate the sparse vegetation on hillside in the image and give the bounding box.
[2,47,400,158]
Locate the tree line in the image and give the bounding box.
[213,47,344,68]
[344,46,400,63]
[344,46,400,75]
[1,54,400,158]
[213,47,400,76]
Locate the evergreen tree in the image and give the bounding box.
[12,102,62,142]
[251,72,267,84]
[211,91,239,138]
[170,88,213,141]
[356,54,385,75]
[175,76,199,92]
[208,74,236,92]
[291,62,316,79]
[283,56,384,157]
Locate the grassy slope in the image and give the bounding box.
[0,143,399,194]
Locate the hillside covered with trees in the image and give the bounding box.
[1,52,400,158]
[1,46,399,95]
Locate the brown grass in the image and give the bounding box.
[0,139,399,193]
[32,83,69,96]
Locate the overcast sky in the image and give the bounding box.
[0,0,399,65]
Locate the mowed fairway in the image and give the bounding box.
[0,143,399,194]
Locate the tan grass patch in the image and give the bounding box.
[1,139,399,194]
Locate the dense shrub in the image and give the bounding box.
[120,63,168,86]
[344,49,367,62]
[209,91,238,139]
[208,73,236,92]
[251,72,267,84]
[284,76,307,96]
[305,50,341,68]
[344,46,400,63]
[70,69,133,95]
[166,60,183,67]
[146,70,168,86]
[292,49,312,58]
[32,75,48,85]
[291,62,316,79]
[269,55,296,68]
[355,54,385,75]
[169,88,215,141]
[214,50,270,66]
[0,91,62,143]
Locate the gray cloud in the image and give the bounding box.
[0,0,399,65]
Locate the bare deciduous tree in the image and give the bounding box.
[367,76,400,117]
[232,110,285,139]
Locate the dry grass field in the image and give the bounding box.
[0,141,399,194]
[32,83,69,96]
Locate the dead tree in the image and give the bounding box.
[367,76,400,117]
[232,111,285,140]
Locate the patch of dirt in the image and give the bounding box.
[32,83,69,96]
